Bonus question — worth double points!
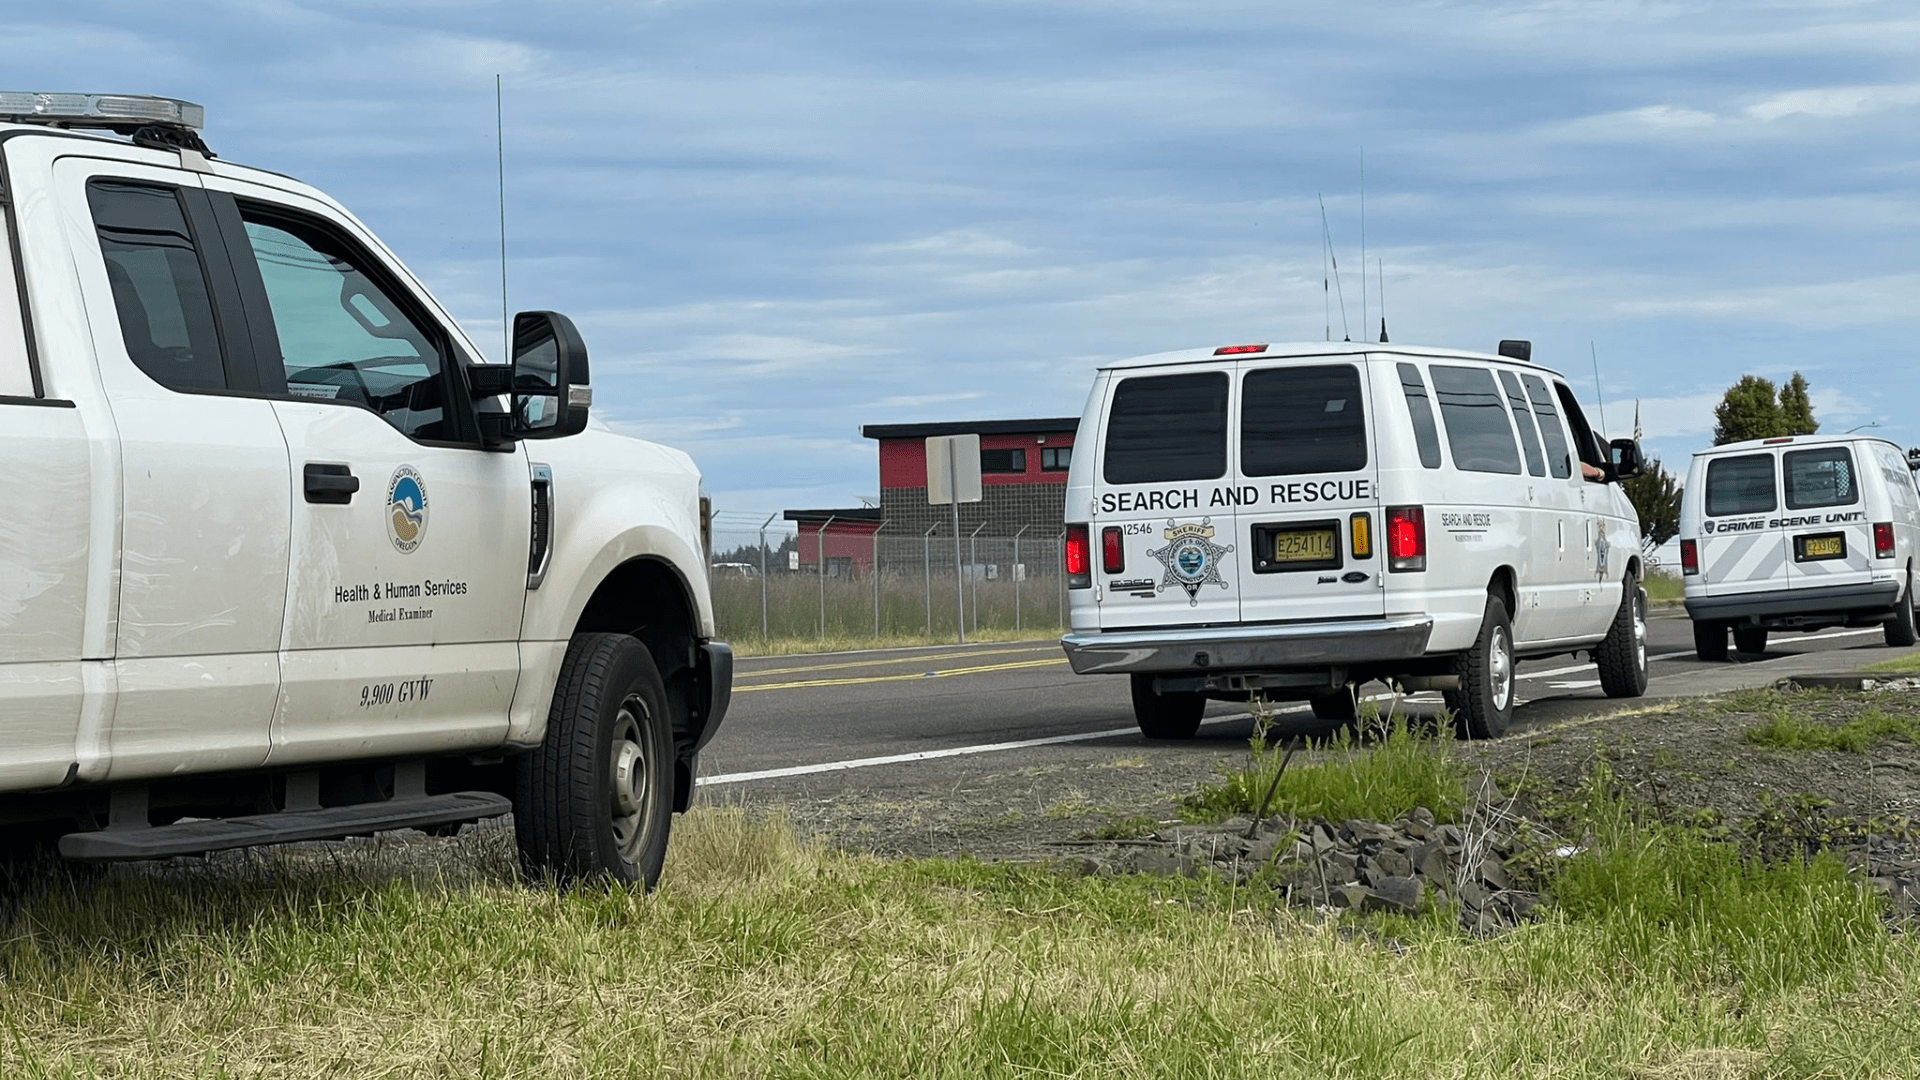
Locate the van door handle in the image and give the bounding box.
[303,463,360,504]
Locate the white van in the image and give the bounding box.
[1679,434,1920,658]
[1059,340,1649,739]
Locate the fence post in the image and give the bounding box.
[968,522,986,634]
[1012,524,1030,633]
[817,515,835,638]
[923,523,937,637]
[758,512,778,639]
[872,519,890,637]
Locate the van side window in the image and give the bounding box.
[1431,365,1521,474]
[1396,363,1442,469]
[1784,448,1858,510]
[1705,454,1777,516]
[1241,365,1366,476]
[1497,371,1546,477]
[1102,372,1229,484]
[1518,374,1572,479]
[86,180,227,392]
[1551,381,1608,474]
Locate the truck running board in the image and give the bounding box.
[58,791,513,862]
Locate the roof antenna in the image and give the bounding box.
[1377,259,1388,343]
[496,75,509,364]
[1319,194,1350,341]
[1360,148,1367,342]
[1590,341,1609,437]
[1321,210,1330,341]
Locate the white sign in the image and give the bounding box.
[926,434,983,505]
[788,550,800,571]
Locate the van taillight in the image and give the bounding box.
[1066,525,1091,588]
[1680,538,1699,576]
[1875,522,1896,558]
[1101,526,1124,574]
[1386,506,1425,572]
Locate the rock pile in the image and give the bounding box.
[1098,806,1547,934]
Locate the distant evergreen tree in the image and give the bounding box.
[1622,458,1682,548]
[1712,374,1788,445]
[1778,371,1819,435]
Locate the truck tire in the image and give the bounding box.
[515,633,675,888]
[1886,567,1918,648]
[1693,619,1728,661]
[1595,575,1648,699]
[1733,626,1768,655]
[1129,674,1204,739]
[1445,594,1515,739]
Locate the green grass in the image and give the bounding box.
[712,571,1068,647]
[1866,651,1920,673]
[1745,704,1920,752]
[0,807,1914,1078]
[1643,570,1685,602]
[731,627,1063,658]
[1181,716,1469,824]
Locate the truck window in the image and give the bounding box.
[1396,363,1442,469]
[1704,454,1777,517]
[1431,364,1521,475]
[1497,371,1546,477]
[87,180,227,392]
[1551,381,1608,474]
[1240,364,1366,476]
[1102,372,1228,484]
[237,206,450,441]
[1784,448,1857,510]
[1518,374,1573,479]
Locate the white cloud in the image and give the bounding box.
[1745,83,1920,122]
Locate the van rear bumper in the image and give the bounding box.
[1060,616,1434,675]
[1685,581,1900,624]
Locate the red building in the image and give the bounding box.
[786,417,1079,574]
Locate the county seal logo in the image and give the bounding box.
[387,465,429,554]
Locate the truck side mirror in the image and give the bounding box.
[1609,437,1646,481]
[510,311,591,439]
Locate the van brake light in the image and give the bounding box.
[1386,506,1425,572]
[1875,522,1896,558]
[1101,526,1124,574]
[1213,344,1267,355]
[1680,539,1699,575]
[1066,525,1092,588]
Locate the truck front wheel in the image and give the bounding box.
[515,632,675,888]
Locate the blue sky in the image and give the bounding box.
[16,1,1920,539]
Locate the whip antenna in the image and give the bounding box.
[496,75,509,364]
[1319,194,1350,341]
[1590,341,1609,436]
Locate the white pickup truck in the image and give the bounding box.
[0,93,730,886]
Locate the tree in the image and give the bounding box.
[1623,458,1682,549]
[1711,371,1817,445]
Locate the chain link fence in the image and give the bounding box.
[708,514,1069,641]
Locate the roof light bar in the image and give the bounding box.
[0,93,204,131]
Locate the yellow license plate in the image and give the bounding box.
[1272,529,1336,562]
[1802,535,1844,558]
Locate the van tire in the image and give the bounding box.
[1130,675,1204,739]
[1445,595,1515,739]
[515,633,675,888]
[1309,688,1359,722]
[1732,626,1768,655]
[1693,620,1728,661]
[1886,567,1918,648]
[1596,576,1648,698]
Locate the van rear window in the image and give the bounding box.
[1102,372,1229,484]
[1431,365,1522,475]
[1240,365,1366,476]
[1784,448,1857,510]
[1704,454,1777,517]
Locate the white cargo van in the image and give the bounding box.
[1679,433,1920,658]
[1060,340,1649,739]
[0,94,729,885]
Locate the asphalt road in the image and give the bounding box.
[698,610,1919,794]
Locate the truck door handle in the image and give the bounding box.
[303,463,360,504]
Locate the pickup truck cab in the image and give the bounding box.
[0,93,729,885]
[1060,339,1650,739]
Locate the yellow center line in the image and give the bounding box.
[737,645,1058,680]
[737,657,1070,693]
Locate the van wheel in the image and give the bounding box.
[1693,620,1728,661]
[1309,688,1359,722]
[1886,567,1918,647]
[1445,594,1515,739]
[1733,626,1768,655]
[1129,674,1204,739]
[515,633,675,888]
[1596,575,1648,698]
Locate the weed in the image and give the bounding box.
[1075,814,1160,841]
[1181,715,1467,824]
[1745,705,1920,753]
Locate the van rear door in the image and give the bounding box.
[1087,366,1237,629]
[1779,444,1874,592]
[1695,451,1788,597]
[1233,358,1383,625]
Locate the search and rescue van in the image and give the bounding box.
[1060,340,1650,739]
[0,93,729,885]
[1679,433,1920,659]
